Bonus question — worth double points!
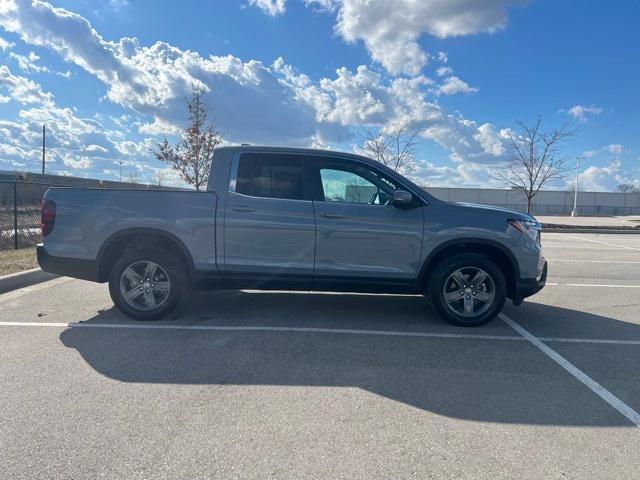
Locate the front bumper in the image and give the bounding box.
[37,244,100,282]
[513,260,547,303]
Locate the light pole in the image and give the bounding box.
[571,155,584,217]
[115,161,124,182]
[41,124,46,175]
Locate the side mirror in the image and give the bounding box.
[392,190,414,208]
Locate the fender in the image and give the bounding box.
[418,237,520,287]
[96,227,197,281]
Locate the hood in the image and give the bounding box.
[453,202,535,221]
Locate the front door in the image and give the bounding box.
[310,156,425,289]
[224,152,315,289]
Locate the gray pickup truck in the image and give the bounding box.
[38,145,547,326]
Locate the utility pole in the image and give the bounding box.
[116,160,124,182]
[41,124,46,175]
[571,155,584,217]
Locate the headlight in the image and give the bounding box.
[508,218,541,244]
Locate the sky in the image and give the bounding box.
[0,0,638,191]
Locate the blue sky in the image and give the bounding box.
[0,0,638,190]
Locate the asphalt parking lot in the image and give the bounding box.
[1,233,639,479]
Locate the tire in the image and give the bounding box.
[108,247,187,321]
[428,253,506,327]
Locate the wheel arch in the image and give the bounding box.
[419,238,519,299]
[97,228,195,284]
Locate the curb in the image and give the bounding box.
[0,268,59,295]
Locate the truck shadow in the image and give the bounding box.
[59,291,639,427]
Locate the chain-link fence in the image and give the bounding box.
[0,181,53,251]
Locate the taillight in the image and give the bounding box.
[41,199,56,237]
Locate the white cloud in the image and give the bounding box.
[437,75,478,95]
[84,144,109,153]
[579,161,623,192]
[303,0,340,12]
[572,144,636,191]
[62,153,92,169]
[436,66,452,77]
[0,66,155,177]
[276,59,508,163]
[56,69,71,78]
[606,143,622,155]
[9,50,49,73]
[565,104,602,122]
[581,143,623,159]
[0,64,54,105]
[0,35,14,50]
[437,51,448,63]
[248,0,286,16]
[305,0,524,75]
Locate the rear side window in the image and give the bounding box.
[235,153,304,200]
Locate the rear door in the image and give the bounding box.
[224,152,315,288]
[310,156,424,288]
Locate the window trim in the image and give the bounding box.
[228,151,312,202]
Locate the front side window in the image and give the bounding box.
[235,153,304,200]
[317,161,400,205]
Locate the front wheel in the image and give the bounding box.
[108,247,186,321]
[428,253,506,327]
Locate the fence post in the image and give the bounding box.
[13,181,18,250]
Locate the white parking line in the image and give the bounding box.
[0,321,524,341]
[562,235,640,252]
[547,282,640,288]
[540,337,640,345]
[500,313,640,428]
[547,259,640,264]
[1,320,640,346]
[542,244,631,250]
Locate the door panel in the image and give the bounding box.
[311,157,425,283]
[314,201,424,280]
[223,153,315,288]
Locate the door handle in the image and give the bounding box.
[230,206,255,212]
[319,212,343,219]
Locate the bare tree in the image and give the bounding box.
[496,116,574,213]
[617,183,639,193]
[155,86,223,191]
[359,123,420,173]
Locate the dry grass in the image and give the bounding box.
[0,248,38,276]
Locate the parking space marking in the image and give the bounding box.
[542,244,631,250]
[547,282,640,288]
[500,313,640,428]
[562,235,640,252]
[2,320,640,346]
[547,259,640,264]
[540,337,640,345]
[0,321,526,340]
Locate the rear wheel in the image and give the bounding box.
[428,253,506,327]
[108,247,186,321]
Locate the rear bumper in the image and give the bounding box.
[514,260,547,302]
[37,245,101,282]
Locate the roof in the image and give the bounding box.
[215,145,374,163]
